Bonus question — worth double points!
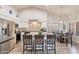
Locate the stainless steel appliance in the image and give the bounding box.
[0,18,15,54]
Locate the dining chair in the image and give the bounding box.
[23,35,33,54]
[66,32,73,46]
[46,34,56,54]
[57,33,61,42]
[34,35,44,54]
[60,33,66,43]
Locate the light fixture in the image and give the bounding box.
[32,21,37,25]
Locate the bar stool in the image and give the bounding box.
[23,35,33,54]
[34,35,44,54]
[46,34,56,54]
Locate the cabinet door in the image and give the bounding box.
[0,41,11,54]
[10,39,15,50]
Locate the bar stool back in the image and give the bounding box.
[35,35,44,54]
[46,34,56,54]
[23,35,33,54]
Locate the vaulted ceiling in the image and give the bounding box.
[11,5,79,15]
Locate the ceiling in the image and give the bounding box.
[11,5,79,15]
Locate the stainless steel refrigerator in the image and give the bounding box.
[0,18,15,54]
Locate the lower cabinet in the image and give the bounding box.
[0,38,15,54]
[10,39,15,50]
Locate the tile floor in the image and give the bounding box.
[8,41,79,54]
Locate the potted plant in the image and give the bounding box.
[38,28,46,35]
[38,31,42,35]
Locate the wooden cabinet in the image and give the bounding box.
[10,39,15,50]
[0,38,15,54]
[0,40,11,54]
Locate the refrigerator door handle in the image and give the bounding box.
[2,28,7,35]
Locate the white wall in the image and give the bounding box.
[18,8,47,29]
[47,13,61,32]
